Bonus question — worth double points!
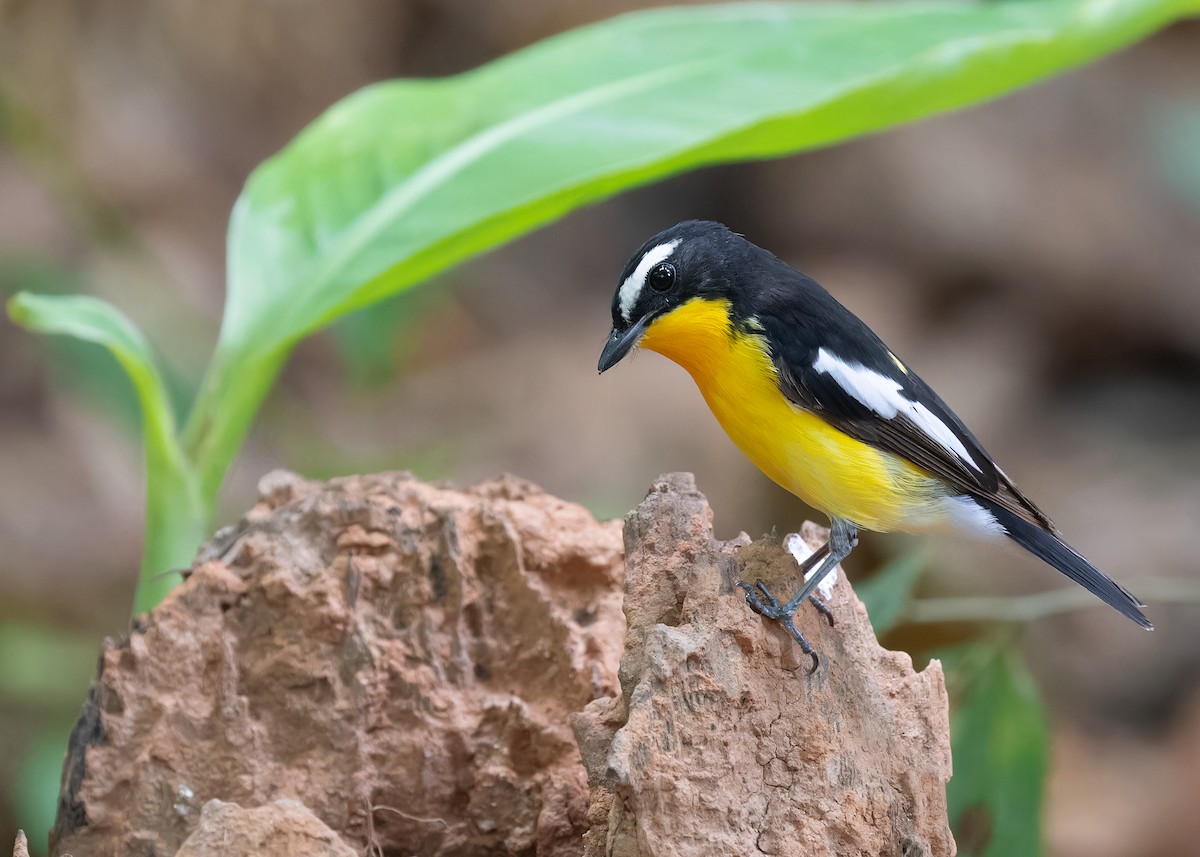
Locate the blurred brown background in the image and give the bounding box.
[1,1,1199,854]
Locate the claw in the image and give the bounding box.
[738,576,825,669]
[735,517,858,672]
[737,580,767,616]
[777,614,820,673]
[754,580,782,613]
[808,594,836,627]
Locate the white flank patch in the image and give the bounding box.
[943,495,1006,540]
[618,239,681,322]
[784,532,838,600]
[812,348,981,473]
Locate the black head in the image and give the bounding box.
[598,220,758,372]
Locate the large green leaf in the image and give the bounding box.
[223,0,1196,356]
[7,294,204,612]
[186,0,1199,502]
[944,646,1049,857]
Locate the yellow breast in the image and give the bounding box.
[639,298,944,532]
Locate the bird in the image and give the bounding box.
[598,219,1151,670]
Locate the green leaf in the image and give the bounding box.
[1,260,142,430]
[9,293,161,390]
[7,293,205,612]
[856,551,925,635]
[225,0,1198,357]
[943,646,1049,857]
[185,0,1200,504]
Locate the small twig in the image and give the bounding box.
[363,797,381,857]
[362,791,451,856]
[371,803,451,830]
[903,578,1200,625]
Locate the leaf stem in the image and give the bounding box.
[181,343,293,508]
[904,579,1200,625]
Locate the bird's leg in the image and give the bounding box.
[782,533,837,626]
[736,519,858,672]
[782,519,858,614]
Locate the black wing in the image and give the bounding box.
[752,280,1053,531]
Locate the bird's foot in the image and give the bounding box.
[807,593,836,627]
[736,579,822,674]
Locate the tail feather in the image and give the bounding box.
[977,498,1153,630]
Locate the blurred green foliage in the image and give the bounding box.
[0,622,100,856]
[944,645,1050,857]
[0,623,97,709]
[1154,102,1200,208]
[331,286,446,387]
[14,725,74,856]
[10,0,1194,614]
[856,550,926,636]
[859,555,1050,856]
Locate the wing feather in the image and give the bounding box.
[756,303,1053,531]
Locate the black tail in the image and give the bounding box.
[978,499,1153,630]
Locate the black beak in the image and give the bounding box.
[597,317,649,374]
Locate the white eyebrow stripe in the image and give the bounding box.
[618,239,681,322]
[812,347,981,473]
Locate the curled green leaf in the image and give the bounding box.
[8,293,204,612]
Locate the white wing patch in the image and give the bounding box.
[812,347,981,474]
[942,495,1006,540]
[618,239,681,322]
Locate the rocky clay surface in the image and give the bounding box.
[174,799,356,857]
[51,471,625,857]
[48,471,952,856]
[575,474,953,857]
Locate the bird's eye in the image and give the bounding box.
[648,262,676,292]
